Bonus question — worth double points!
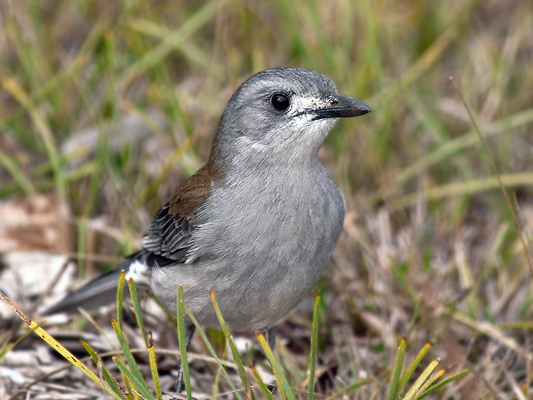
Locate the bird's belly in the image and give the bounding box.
[151,180,344,331]
[150,242,329,331]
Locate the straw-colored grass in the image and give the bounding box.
[1,0,532,398]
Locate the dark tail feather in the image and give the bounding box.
[44,264,129,315]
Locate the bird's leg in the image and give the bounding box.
[265,325,277,351]
[175,323,196,393]
[262,326,278,393]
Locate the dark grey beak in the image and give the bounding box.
[312,95,371,120]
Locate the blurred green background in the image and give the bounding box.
[1,0,533,398]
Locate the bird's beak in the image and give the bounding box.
[312,95,371,120]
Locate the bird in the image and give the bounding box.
[46,67,370,392]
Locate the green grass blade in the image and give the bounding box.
[111,320,151,395]
[113,357,155,400]
[308,293,321,400]
[326,379,373,399]
[0,148,35,195]
[0,324,37,363]
[387,339,406,400]
[125,19,221,75]
[182,301,244,400]
[398,108,533,187]
[176,285,192,400]
[116,271,126,332]
[0,341,14,364]
[392,173,533,210]
[210,290,249,391]
[368,108,533,206]
[118,0,229,91]
[211,344,227,400]
[418,369,470,398]
[403,358,440,400]
[0,76,66,199]
[257,332,296,400]
[398,342,432,393]
[249,362,276,400]
[81,341,126,399]
[414,368,445,399]
[128,278,148,347]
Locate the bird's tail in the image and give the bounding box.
[44,260,131,315]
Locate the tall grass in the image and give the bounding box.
[1,0,532,398]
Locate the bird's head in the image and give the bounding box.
[211,68,370,169]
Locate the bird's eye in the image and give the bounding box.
[271,93,290,111]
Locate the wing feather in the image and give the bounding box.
[142,164,215,263]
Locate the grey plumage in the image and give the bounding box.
[46,67,370,392]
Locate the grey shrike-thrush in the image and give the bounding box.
[47,67,371,391]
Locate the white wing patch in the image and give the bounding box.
[126,259,151,288]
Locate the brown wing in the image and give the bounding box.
[143,164,213,262]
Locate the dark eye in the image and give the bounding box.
[271,93,290,111]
